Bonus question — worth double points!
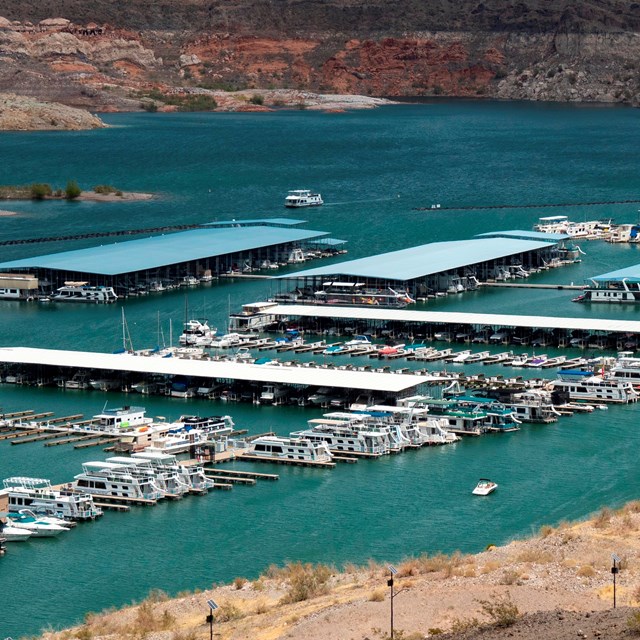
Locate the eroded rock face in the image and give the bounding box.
[0,92,105,130]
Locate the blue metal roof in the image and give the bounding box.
[202,218,306,227]
[476,230,566,242]
[0,226,328,276]
[308,238,348,246]
[280,237,556,282]
[591,264,640,282]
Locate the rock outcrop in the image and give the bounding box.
[0,92,105,130]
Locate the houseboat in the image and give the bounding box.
[92,405,153,433]
[292,417,390,456]
[314,282,416,308]
[3,476,103,521]
[247,435,333,463]
[573,279,640,304]
[552,370,639,403]
[106,456,186,497]
[284,189,324,208]
[49,282,118,303]
[131,452,214,492]
[73,461,164,501]
[228,301,281,332]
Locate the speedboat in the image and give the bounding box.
[472,478,498,496]
[0,523,33,541]
[7,512,70,537]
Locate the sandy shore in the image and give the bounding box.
[77,190,154,202]
[38,503,640,640]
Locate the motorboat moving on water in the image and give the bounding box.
[472,479,498,496]
[284,189,323,208]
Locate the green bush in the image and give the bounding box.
[65,180,82,200]
[31,183,52,199]
[93,185,117,195]
[477,592,519,627]
[249,94,264,105]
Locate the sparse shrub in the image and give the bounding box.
[432,85,444,95]
[477,592,519,627]
[628,609,640,634]
[74,628,93,640]
[249,94,264,105]
[428,628,444,636]
[450,616,480,632]
[93,184,117,195]
[594,507,613,529]
[539,525,554,538]
[577,565,596,577]
[171,631,198,640]
[146,588,169,603]
[253,598,269,614]
[343,562,359,574]
[494,68,508,79]
[480,560,501,574]
[398,558,421,577]
[516,548,554,564]
[252,578,265,591]
[31,183,52,199]
[233,576,248,590]
[485,543,496,550]
[369,588,386,602]
[280,562,332,604]
[216,600,244,622]
[500,569,522,585]
[625,501,640,514]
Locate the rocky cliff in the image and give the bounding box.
[0,3,640,118]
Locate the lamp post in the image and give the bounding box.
[387,565,398,640]
[206,599,218,640]
[612,554,621,609]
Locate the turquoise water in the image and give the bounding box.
[3,102,640,637]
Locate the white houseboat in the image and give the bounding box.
[247,435,333,463]
[50,282,118,303]
[573,279,640,304]
[131,452,214,492]
[92,405,153,433]
[284,189,323,208]
[552,370,639,403]
[3,477,103,521]
[73,461,165,501]
[314,282,416,308]
[228,301,281,332]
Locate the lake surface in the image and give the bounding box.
[2,101,640,638]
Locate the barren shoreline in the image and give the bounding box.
[39,503,640,640]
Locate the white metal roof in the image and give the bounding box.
[0,347,429,393]
[265,304,640,333]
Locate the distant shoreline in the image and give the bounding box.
[0,190,154,202]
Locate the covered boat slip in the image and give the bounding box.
[0,347,432,397]
[0,220,333,291]
[275,234,568,299]
[259,304,640,340]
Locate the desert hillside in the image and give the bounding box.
[40,502,640,640]
[1,0,640,123]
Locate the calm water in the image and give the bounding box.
[2,102,640,637]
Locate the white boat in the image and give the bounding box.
[73,461,164,501]
[247,435,333,463]
[50,281,117,303]
[7,512,70,537]
[179,319,217,346]
[292,417,389,456]
[552,370,639,403]
[314,282,415,308]
[210,332,244,348]
[284,189,323,208]
[3,476,103,521]
[89,378,120,391]
[106,456,185,497]
[0,522,33,541]
[92,405,153,433]
[449,350,472,363]
[259,384,289,404]
[472,479,498,496]
[131,451,214,492]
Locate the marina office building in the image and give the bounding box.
[0,219,343,296]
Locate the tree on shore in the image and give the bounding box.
[65,180,82,200]
[30,183,52,199]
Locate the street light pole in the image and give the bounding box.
[612,553,621,609]
[206,599,218,640]
[388,565,398,640]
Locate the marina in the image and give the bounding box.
[5,103,640,638]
